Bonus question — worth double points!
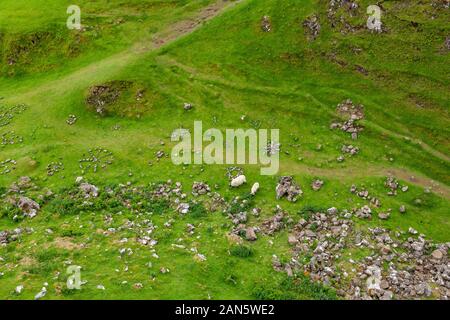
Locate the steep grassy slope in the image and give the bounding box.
[0,0,217,79]
[0,0,448,300]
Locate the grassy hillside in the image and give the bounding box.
[0,0,448,300]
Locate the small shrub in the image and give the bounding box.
[47,197,78,215]
[253,275,337,300]
[0,204,22,220]
[225,194,254,216]
[230,245,254,258]
[298,204,325,218]
[61,229,84,237]
[190,203,207,218]
[253,283,293,300]
[145,199,170,215]
[225,273,238,285]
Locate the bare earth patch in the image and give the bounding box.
[52,237,84,250]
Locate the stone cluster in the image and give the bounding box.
[303,15,321,40]
[0,158,16,175]
[46,162,64,176]
[276,176,303,202]
[1,131,23,147]
[279,207,449,299]
[330,99,365,140]
[79,147,114,173]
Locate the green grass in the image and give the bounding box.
[0,0,448,300]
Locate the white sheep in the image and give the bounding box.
[230,175,247,187]
[251,182,260,195]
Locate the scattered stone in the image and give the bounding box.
[229,211,247,225]
[311,179,324,191]
[384,176,408,196]
[327,207,338,215]
[79,183,99,198]
[303,14,321,40]
[378,212,390,220]
[46,162,64,176]
[183,103,193,110]
[194,253,207,262]
[160,267,169,274]
[266,141,281,156]
[186,223,195,235]
[177,203,190,214]
[281,203,450,300]
[245,227,257,241]
[17,196,40,218]
[261,16,272,32]
[355,205,372,219]
[1,131,23,147]
[276,176,303,202]
[415,282,432,297]
[0,103,27,128]
[34,287,47,300]
[133,283,143,289]
[261,207,285,235]
[443,36,450,51]
[342,144,359,155]
[66,114,77,125]
[288,235,298,245]
[86,81,132,116]
[349,185,382,208]
[0,231,10,245]
[0,158,17,175]
[15,285,24,294]
[327,0,361,34]
[79,147,114,173]
[1,227,33,245]
[252,207,261,216]
[272,255,283,272]
[192,181,211,196]
[431,249,443,260]
[330,99,365,138]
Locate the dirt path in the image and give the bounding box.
[281,161,450,199]
[366,122,450,163]
[148,0,242,50]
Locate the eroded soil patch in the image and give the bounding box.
[85,80,152,118]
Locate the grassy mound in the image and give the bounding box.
[85,80,157,118]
